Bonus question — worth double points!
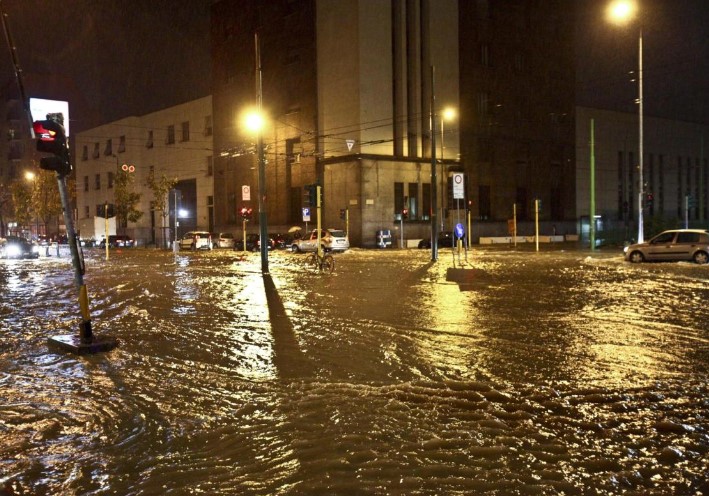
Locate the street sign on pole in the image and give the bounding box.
[242,185,251,201]
[302,207,311,222]
[452,173,464,199]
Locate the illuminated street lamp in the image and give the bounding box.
[607,0,644,243]
[439,107,456,229]
[243,103,268,272]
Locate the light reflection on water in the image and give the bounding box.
[1,248,707,494]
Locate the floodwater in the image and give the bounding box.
[1,246,708,495]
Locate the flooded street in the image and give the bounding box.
[1,246,708,495]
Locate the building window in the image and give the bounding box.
[204,115,212,136]
[95,173,101,190]
[479,185,491,220]
[118,135,126,153]
[477,92,489,118]
[92,143,100,159]
[84,175,89,192]
[82,145,88,161]
[422,183,431,220]
[108,171,114,189]
[394,182,404,215]
[84,205,90,218]
[146,130,154,148]
[408,182,418,219]
[104,139,112,156]
[167,125,175,145]
[480,43,490,67]
[181,121,190,142]
[206,156,213,176]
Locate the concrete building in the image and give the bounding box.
[210,0,576,246]
[576,107,709,244]
[74,96,213,246]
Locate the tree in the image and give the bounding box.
[10,179,32,230]
[147,171,177,248]
[0,178,13,236]
[30,170,63,235]
[114,167,143,229]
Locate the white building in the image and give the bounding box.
[75,96,213,246]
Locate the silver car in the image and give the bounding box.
[291,229,350,253]
[624,229,709,264]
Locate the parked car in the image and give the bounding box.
[0,236,40,259]
[211,232,235,249]
[99,235,135,248]
[291,229,349,253]
[418,231,457,249]
[270,232,294,250]
[234,233,275,252]
[624,229,709,264]
[179,231,212,250]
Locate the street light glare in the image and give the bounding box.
[607,0,638,24]
[243,111,265,134]
[442,107,457,122]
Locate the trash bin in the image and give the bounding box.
[376,229,392,248]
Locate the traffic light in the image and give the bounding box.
[646,193,654,209]
[402,208,409,220]
[303,184,316,207]
[96,204,115,218]
[339,208,346,220]
[240,206,253,220]
[33,118,71,175]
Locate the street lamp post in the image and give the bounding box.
[439,107,456,231]
[607,0,644,243]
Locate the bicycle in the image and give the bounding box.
[304,250,335,273]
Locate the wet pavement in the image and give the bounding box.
[1,245,708,494]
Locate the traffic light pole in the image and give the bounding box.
[35,115,117,354]
[49,169,118,354]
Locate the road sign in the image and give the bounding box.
[453,173,464,199]
[242,185,251,201]
[302,207,311,222]
[455,223,465,239]
[346,139,355,151]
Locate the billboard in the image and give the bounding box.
[29,98,70,136]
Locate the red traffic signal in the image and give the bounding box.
[402,208,409,219]
[240,207,253,219]
[33,119,71,175]
[121,163,136,173]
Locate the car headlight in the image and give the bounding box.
[31,245,40,253]
[623,246,629,254]
[7,245,21,257]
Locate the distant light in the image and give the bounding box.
[25,171,36,181]
[607,0,638,25]
[243,109,265,134]
[442,107,457,122]
[178,209,189,218]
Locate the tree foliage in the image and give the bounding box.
[147,171,177,219]
[114,168,143,226]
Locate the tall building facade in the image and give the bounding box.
[211,0,575,245]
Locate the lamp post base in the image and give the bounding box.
[48,334,119,355]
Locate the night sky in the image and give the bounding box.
[576,0,708,123]
[0,0,706,133]
[0,0,212,133]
